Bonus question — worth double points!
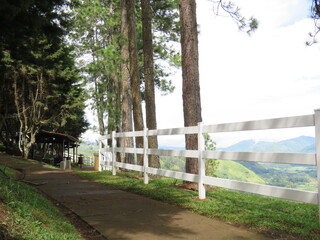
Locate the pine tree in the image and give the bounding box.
[179,0,202,174]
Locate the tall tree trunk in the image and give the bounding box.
[96,94,105,136]
[141,0,160,168]
[127,0,144,165]
[120,0,134,164]
[13,74,40,159]
[92,45,105,136]
[179,0,202,174]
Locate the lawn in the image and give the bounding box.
[0,165,84,240]
[77,170,320,240]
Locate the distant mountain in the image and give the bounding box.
[83,140,98,145]
[218,136,315,153]
[300,143,315,153]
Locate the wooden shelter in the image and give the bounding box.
[32,130,79,165]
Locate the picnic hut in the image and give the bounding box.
[32,130,79,166]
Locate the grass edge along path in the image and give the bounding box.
[77,170,320,240]
[0,165,85,240]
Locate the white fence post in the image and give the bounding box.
[314,109,320,219]
[143,128,149,184]
[198,122,206,199]
[98,139,102,171]
[112,131,116,176]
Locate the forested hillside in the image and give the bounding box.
[160,136,317,191]
[219,136,317,191]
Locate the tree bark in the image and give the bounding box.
[127,0,144,165]
[13,73,41,159]
[141,0,160,168]
[179,0,202,174]
[120,0,134,164]
[96,85,105,136]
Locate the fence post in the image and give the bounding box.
[98,139,102,171]
[112,131,116,176]
[314,109,320,220]
[143,128,149,184]
[198,122,206,199]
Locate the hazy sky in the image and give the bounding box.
[83,0,320,148]
[153,0,320,147]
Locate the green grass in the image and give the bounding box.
[17,159,40,165]
[0,165,84,240]
[77,170,320,240]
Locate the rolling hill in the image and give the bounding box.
[218,136,317,191]
[214,160,266,184]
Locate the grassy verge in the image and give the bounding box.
[0,165,84,240]
[77,170,320,240]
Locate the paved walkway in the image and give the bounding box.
[0,154,271,240]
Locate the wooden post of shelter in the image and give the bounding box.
[67,141,70,159]
[61,139,65,170]
[76,143,78,163]
[72,144,75,163]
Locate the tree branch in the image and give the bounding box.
[307,0,320,46]
[210,0,258,35]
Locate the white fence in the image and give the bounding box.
[98,110,320,215]
[63,153,93,165]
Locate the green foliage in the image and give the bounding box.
[0,165,84,240]
[77,170,320,240]
[160,156,186,171]
[70,0,180,134]
[70,0,122,134]
[78,142,98,157]
[0,0,88,155]
[204,133,219,177]
[149,0,180,92]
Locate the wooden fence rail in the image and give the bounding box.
[98,109,320,217]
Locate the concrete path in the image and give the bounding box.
[0,155,271,240]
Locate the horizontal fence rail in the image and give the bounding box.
[202,114,315,133]
[203,151,316,165]
[98,110,320,219]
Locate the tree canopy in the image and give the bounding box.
[0,0,88,157]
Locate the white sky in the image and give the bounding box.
[83,0,320,148]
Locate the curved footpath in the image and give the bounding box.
[0,154,270,240]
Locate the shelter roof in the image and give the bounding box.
[36,130,79,143]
